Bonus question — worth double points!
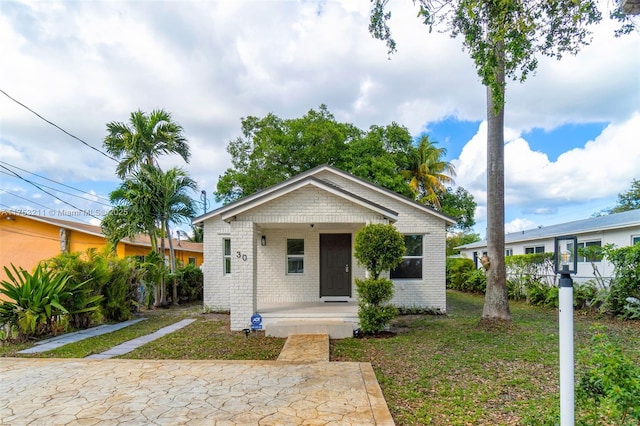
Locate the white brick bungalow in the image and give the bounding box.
[193,165,456,330]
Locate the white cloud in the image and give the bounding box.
[0,0,638,229]
[454,114,640,233]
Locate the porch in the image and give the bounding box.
[257,301,359,339]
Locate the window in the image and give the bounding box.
[505,248,513,257]
[223,238,231,275]
[391,235,423,279]
[525,246,545,254]
[632,235,640,245]
[578,240,603,262]
[188,257,196,265]
[287,239,304,274]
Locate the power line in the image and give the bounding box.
[0,171,112,207]
[0,89,117,162]
[0,160,112,202]
[0,165,100,220]
[0,190,54,211]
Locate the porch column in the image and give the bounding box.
[229,220,258,330]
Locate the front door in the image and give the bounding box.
[320,233,352,297]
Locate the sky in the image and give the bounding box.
[1,0,639,239]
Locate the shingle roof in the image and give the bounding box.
[458,209,640,249]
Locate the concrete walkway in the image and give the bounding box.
[3,327,395,424]
[17,318,147,354]
[86,319,196,359]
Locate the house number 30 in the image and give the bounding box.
[236,251,248,261]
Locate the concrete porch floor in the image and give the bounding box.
[258,302,359,339]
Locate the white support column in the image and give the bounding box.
[229,221,258,330]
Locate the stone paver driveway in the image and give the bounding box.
[0,357,394,425]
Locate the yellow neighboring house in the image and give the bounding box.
[0,210,203,283]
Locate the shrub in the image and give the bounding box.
[354,223,405,279]
[596,244,640,319]
[463,269,487,294]
[355,278,398,335]
[45,249,108,329]
[175,263,203,303]
[577,325,640,424]
[446,258,475,290]
[506,253,555,289]
[0,264,76,340]
[354,224,404,334]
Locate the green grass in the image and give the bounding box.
[2,292,638,425]
[332,291,640,425]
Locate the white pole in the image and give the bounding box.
[559,272,574,426]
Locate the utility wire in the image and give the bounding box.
[0,190,54,211]
[0,160,112,202]
[0,89,117,162]
[0,171,112,207]
[0,165,100,220]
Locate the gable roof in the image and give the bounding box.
[193,164,456,225]
[458,209,640,250]
[1,211,203,252]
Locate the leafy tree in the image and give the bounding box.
[104,109,190,179]
[146,166,197,305]
[216,105,357,204]
[439,186,477,232]
[339,123,415,198]
[609,179,640,214]
[402,136,455,208]
[446,231,480,256]
[369,0,631,322]
[102,109,195,306]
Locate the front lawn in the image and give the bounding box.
[332,291,640,425]
[3,291,638,425]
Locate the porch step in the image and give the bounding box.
[266,320,356,339]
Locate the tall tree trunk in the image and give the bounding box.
[482,44,512,322]
[166,220,179,306]
[159,224,167,306]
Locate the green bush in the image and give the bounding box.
[354,223,405,279]
[176,263,203,302]
[355,278,398,335]
[0,264,89,340]
[353,224,404,335]
[45,249,108,329]
[593,244,640,319]
[463,269,487,294]
[446,258,475,290]
[577,325,640,424]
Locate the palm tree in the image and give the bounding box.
[146,166,197,305]
[402,136,456,208]
[104,109,190,179]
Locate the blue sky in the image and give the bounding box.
[1,0,639,239]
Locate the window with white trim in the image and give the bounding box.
[505,248,513,256]
[578,240,603,262]
[287,239,304,274]
[525,245,545,254]
[223,238,231,275]
[391,235,423,279]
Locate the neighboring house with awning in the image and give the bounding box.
[0,211,203,283]
[193,165,456,332]
[456,209,640,283]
